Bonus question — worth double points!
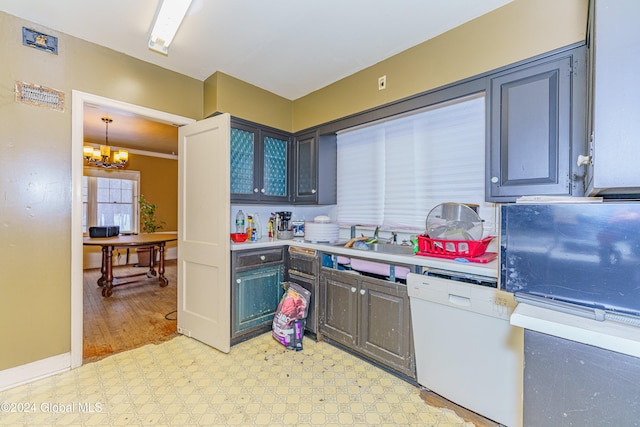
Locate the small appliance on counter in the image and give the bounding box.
[89,225,120,238]
[273,211,292,239]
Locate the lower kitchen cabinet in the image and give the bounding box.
[320,267,415,378]
[285,246,320,336]
[231,248,284,342]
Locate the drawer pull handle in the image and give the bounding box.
[351,287,357,293]
[259,255,266,261]
[360,289,366,295]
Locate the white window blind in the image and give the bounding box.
[337,93,493,231]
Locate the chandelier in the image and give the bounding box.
[83,117,129,168]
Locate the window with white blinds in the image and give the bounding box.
[337,93,493,231]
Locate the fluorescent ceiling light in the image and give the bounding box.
[148,0,192,55]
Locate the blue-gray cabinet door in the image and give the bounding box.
[488,55,573,201]
[234,264,283,334]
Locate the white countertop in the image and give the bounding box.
[231,237,498,278]
[511,303,640,358]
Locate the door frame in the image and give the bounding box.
[70,90,195,368]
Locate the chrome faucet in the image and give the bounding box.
[387,232,398,244]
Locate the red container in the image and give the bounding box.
[417,235,494,258]
[230,233,248,243]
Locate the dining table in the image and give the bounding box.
[83,233,177,297]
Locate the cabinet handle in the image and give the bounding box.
[236,279,241,284]
[253,188,259,193]
[311,189,316,194]
[360,289,366,295]
[351,287,357,293]
[491,176,499,184]
[260,188,265,193]
[259,255,266,261]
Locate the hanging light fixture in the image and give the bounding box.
[83,117,129,169]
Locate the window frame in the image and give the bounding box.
[336,93,489,230]
[82,167,141,236]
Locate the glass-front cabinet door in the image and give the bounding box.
[230,118,290,203]
[260,131,289,203]
[230,124,258,201]
[293,132,317,204]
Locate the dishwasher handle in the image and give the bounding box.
[449,293,471,307]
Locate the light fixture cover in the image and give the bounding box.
[148,0,193,55]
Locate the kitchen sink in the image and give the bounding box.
[366,242,414,255]
[333,241,414,255]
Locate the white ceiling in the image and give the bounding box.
[2,0,513,154]
[1,0,513,100]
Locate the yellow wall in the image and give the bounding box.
[128,154,179,232]
[0,11,202,370]
[204,72,293,131]
[293,0,588,131]
[0,0,588,373]
[201,0,587,133]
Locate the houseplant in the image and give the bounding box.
[139,194,164,233]
[136,194,165,267]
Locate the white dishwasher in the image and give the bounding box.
[407,270,523,427]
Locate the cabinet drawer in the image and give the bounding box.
[288,250,318,277]
[235,247,284,268]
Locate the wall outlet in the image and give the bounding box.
[378,75,386,90]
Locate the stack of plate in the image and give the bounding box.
[304,217,339,243]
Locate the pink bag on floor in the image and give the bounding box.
[272,282,311,351]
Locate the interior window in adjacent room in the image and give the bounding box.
[82,168,140,234]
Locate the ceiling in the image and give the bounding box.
[82,104,179,156]
[1,0,514,154]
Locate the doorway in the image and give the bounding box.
[71,90,195,368]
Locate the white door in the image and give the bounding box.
[177,113,231,353]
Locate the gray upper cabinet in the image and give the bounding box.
[487,46,586,202]
[292,131,317,204]
[292,131,337,205]
[585,0,640,196]
[230,118,290,204]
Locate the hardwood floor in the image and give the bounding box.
[83,259,177,362]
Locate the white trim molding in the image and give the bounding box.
[71,90,195,370]
[0,353,70,392]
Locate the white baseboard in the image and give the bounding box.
[0,353,71,392]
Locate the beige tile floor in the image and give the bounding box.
[0,333,474,426]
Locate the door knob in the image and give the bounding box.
[577,154,592,167]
